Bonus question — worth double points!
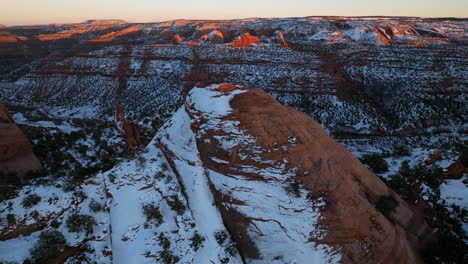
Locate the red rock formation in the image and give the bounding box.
[188,41,198,46]
[159,29,175,41]
[189,85,431,263]
[115,104,143,148]
[425,150,442,165]
[208,30,224,43]
[173,35,183,45]
[0,104,42,175]
[445,157,467,179]
[277,32,289,48]
[228,33,260,47]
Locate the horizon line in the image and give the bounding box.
[2,15,468,27]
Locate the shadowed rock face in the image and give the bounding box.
[115,104,143,148]
[185,84,431,263]
[0,104,42,175]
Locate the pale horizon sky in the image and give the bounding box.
[1,0,467,25]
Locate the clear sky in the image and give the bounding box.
[1,0,467,25]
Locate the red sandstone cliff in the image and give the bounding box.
[0,104,42,175]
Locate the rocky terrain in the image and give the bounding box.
[0,17,467,263]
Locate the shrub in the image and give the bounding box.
[225,241,238,256]
[214,230,228,245]
[50,220,61,229]
[160,250,179,264]
[158,233,171,250]
[161,163,168,171]
[66,214,96,235]
[22,194,41,208]
[170,196,186,215]
[155,171,165,179]
[142,204,163,225]
[360,154,389,174]
[0,171,21,186]
[0,185,18,202]
[375,195,399,222]
[30,230,67,263]
[393,145,411,157]
[190,232,205,251]
[88,199,103,212]
[285,182,300,197]
[137,156,146,169]
[6,214,15,225]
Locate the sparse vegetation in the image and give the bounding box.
[190,232,205,251]
[22,194,41,208]
[6,214,15,225]
[66,214,96,235]
[215,230,228,245]
[380,161,467,263]
[170,196,186,215]
[142,204,163,225]
[160,249,180,264]
[285,182,301,197]
[30,230,67,263]
[88,199,103,212]
[360,154,389,174]
[158,233,171,249]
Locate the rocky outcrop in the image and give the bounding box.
[277,32,288,48]
[228,33,260,47]
[201,30,224,43]
[0,104,42,175]
[115,105,143,148]
[188,40,198,46]
[445,157,467,179]
[173,35,183,45]
[183,84,431,263]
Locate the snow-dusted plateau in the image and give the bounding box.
[0,17,467,263]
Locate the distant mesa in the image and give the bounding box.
[229,32,260,47]
[82,19,128,26]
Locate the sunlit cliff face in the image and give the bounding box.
[0,17,463,49]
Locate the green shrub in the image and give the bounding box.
[170,196,186,215]
[393,145,411,157]
[6,214,15,225]
[190,232,205,251]
[66,214,96,235]
[142,204,163,225]
[360,154,389,174]
[22,194,41,208]
[285,182,301,197]
[88,199,103,212]
[214,231,228,245]
[0,185,18,202]
[30,230,67,263]
[160,250,179,264]
[158,233,171,250]
[50,220,61,229]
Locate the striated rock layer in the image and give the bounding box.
[165,83,432,263]
[0,104,42,175]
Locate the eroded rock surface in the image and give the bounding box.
[0,104,42,175]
